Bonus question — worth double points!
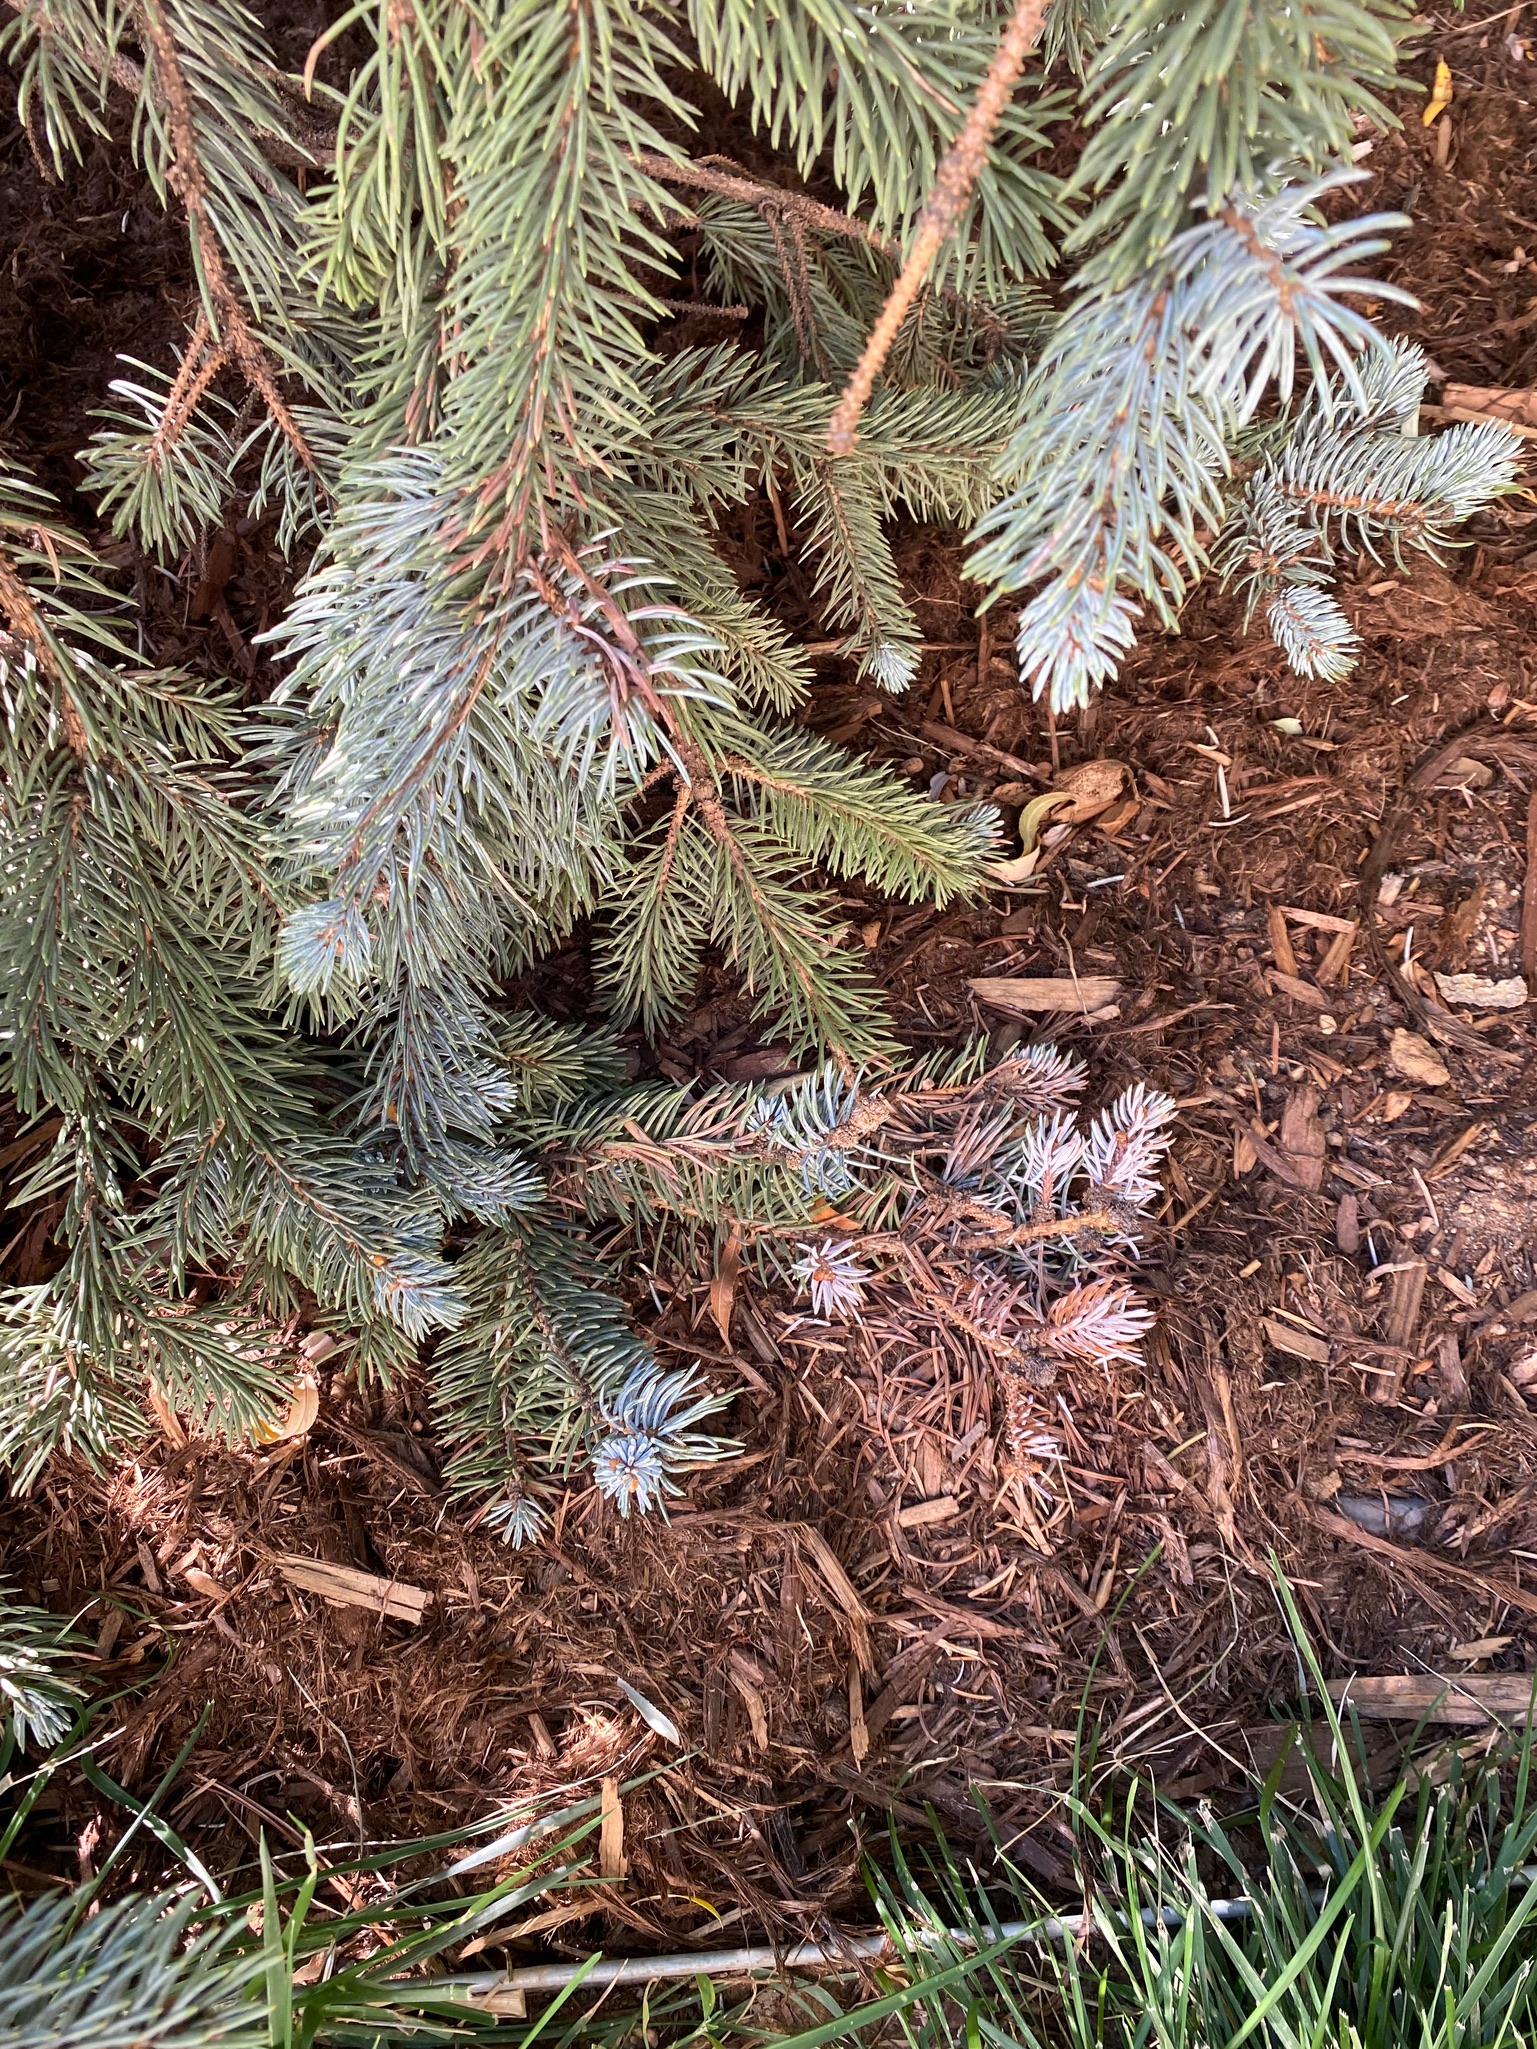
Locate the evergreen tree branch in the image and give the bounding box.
[827,0,1050,454]
[133,0,317,471]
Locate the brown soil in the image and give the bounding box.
[6,0,1537,1968]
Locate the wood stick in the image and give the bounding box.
[1521,787,1537,980]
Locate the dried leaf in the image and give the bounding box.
[252,1371,320,1445]
[1441,380,1537,432]
[984,845,1043,885]
[1388,1029,1451,1088]
[1422,54,1453,125]
[1052,758,1128,822]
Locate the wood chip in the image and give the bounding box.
[1269,969,1330,1009]
[896,1495,959,1529]
[1278,1084,1327,1192]
[1317,922,1358,988]
[1388,1029,1451,1089]
[967,975,1121,1014]
[1425,1121,1489,1180]
[848,1662,869,1765]
[1312,1506,1537,1619]
[1267,904,1300,976]
[1385,1261,1428,1351]
[727,1651,770,1749]
[919,720,1046,782]
[273,1553,428,1624]
[1326,1673,1537,1724]
[1434,971,1528,1010]
[599,1776,626,1880]
[1523,788,1537,981]
[1052,758,1128,822]
[1261,1317,1331,1365]
[794,1524,874,1675]
[1279,906,1358,934]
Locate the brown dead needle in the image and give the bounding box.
[825,0,1049,457]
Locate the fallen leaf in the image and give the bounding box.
[968,975,1121,1015]
[1095,795,1141,835]
[1052,758,1128,822]
[251,1370,320,1445]
[1422,54,1452,125]
[182,1566,228,1602]
[1388,1028,1451,1089]
[984,846,1043,885]
[1433,971,1528,1011]
[1441,380,1537,433]
[1450,1636,1514,1661]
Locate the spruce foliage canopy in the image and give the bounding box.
[0,0,1518,1530]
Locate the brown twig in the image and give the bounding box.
[826,0,1049,455]
[0,553,88,757]
[135,0,319,473]
[633,151,905,265]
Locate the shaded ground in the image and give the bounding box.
[5,0,1537,1967]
